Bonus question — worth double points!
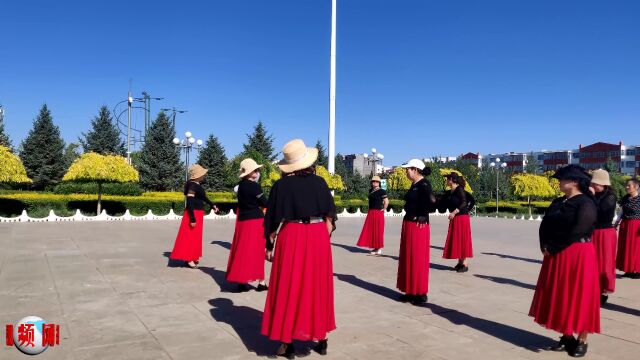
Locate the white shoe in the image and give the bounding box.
[376,249,383,255]
[369,250,377,255]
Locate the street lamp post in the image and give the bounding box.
[490,158,508,214]
[173,131,204,183]
[363,148,384,176]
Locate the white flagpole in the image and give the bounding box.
[328,0,337,174]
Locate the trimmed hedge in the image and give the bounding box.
[475,201,551,215]
[54,182,144,196]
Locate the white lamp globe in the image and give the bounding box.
[196,139,203,146]
[490,162,496,167]
[378,154,384,160]
[501,162,507,168]
[371,148,377,153]
[363,153,369,158]
[172,138,180,145]
[185,131,192,138]
[496,157,501,163]
[188,137,196,144]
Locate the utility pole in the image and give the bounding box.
[328,0,337,175]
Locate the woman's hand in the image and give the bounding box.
[212,205,220,214]
[265,250,273,262]
[190,222,196,228]
[542,249,551,256]
[416,216,428,229]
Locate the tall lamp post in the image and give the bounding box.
[490,158,508,214]
[363,148,384,176]
[173,131,204,183]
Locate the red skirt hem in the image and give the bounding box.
[529,243,601,335]
[261,222,336,343]
[616,219,640,272]
[443,215,473,259]
[170,210,204,262]
[356,209,385,249]
[226,218,266,283]
[593,228,617,293]
[396,221,430,295]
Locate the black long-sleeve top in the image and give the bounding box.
[539,194,597,255]
[438,187,475,216]
[263,173,337,250]
[594,188,617,229]
[368,188,388,210]
[403,178,436,223]
[184,181,215,223]
[237,179,268,221]
[620,194,640,220]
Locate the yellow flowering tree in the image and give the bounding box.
[440,168,473,193]
[543,171,562,197]
[63,152,139,214]
[387,167,412,190]
[316,165,345,190]
[0,145,32,184]
[511,173,556,215]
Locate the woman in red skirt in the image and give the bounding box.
[530,165,599,357]
[226,158,269,292]
[262,139,337,359]
[357,175,388,255]
[170,164,219,268]
[616,178,640,279]
[396,159,436,305]
[589,169,617,304]
[440,173,475,272]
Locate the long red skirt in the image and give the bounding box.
[170,210,204,262]
[226,218,266,283]
[616,219,640,273]
[593,228,617,293]
[356,209,385,249]
[443,214,473,259]
[529,243,600,335]
[396,221,430,295]
[261,222,336,343]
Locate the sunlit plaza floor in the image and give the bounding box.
[1,216,639,359]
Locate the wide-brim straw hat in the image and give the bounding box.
[371,175,382,182]
[278,139,318,173]
[189,164,208,180]
[591,169,611,186]
[239,158,263,178]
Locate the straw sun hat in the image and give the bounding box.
[371,176,382,182]
[188,164,208,180]
[278,139,319,173]
[239,158,263,178]
[591,169,611,186]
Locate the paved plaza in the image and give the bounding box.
[1,216,639,360]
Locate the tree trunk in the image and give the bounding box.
[97,182,102,215]
[528,195,532,217]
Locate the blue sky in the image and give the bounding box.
[1,0,638,166]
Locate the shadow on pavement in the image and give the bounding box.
[425,303,551,352]
[208,298,277,357]
[331,242,399,260]
[211,240,232,250]
[199,266,236,292]
[474,274,536,290]
[602,302,640,317]
[482,252,543,265]
[162,251,184,267]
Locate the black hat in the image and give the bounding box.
[552,165,590,181]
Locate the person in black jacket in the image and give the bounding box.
[170,164,219,268]
[529,165,600,358]
[440,173,475,272]
[616,178,640,278]
[396,159,436,305]
[356,175,389,255]
[589,169,617,304]
[225,158,269,292]
[261,139,337,358]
